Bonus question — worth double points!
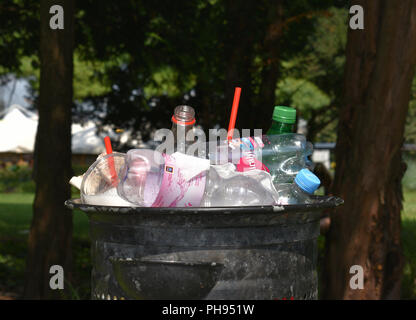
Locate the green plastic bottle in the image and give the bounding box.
[266,106,296,135]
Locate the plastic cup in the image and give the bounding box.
[80,152,132,206]
[117,149,165,207]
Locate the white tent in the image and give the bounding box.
[0,104,38,153]
[0,104,108,154]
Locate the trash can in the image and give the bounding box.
[65,196,343,300]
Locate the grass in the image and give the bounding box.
[0,192,91,299]
[402,189,416,299]
[0,189,416,299]
[0,193,89,239]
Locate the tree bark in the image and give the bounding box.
[223,0,257,132]
[322,0,416,299]
[24,0,74,299]
[257,0,284,131]
[223,1,284,133]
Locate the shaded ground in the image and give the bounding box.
[0,193,91,299]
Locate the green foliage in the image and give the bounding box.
[6,54,111,102]
[144,66,196,98]
[276,77,331,117]
[0,0,40,73]
[73,56,112,100]
[2,1,414,143]
[278,6,348,141]
[0,164,35,193]
[0,1,353,141]
[0,163,87,197]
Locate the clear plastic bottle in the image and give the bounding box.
[171,105,196,154]
[200,164,279,207]
[206,133,313,184]
[275,169,320,205]
[257,134,314,184]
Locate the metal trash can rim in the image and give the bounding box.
[65,195,343,215]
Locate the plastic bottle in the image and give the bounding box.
[266,106,296,135]
[257,134,313,184]
[200,163,279,207]
[171,105,196,154]
[117,149,279,207]
[206,133,313,184]
[275,169,320,205]
[262,106,313,183]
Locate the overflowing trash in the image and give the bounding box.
[71,87,321,207]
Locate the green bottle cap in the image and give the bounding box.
[272,106,296,124]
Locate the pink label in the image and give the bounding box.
[236,151,270,173]
[231,136,268,173]
[151,154,207,207]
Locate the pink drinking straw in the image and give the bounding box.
[227,87,242,141]
[104,136,118,186]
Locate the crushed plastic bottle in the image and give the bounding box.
[200,163,279,207]
[275,169,321,205]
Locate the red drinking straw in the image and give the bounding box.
[104,136,118,186]
[227,87,242,141]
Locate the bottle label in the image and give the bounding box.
[236,151,270,172]
[152,153,208,207]
[229,136,269,173]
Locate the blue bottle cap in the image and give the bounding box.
[294,169,321,194]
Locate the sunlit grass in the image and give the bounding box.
[0,193,88,239]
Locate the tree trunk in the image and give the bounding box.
[223,0,257,132]
[322,0,416,299]
[24,0,74,299]
[257,0,284,131]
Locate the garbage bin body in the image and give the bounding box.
[65,197,342,300]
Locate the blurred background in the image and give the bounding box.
[0,0,415,299]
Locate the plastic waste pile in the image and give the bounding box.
[70,87,321,207]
